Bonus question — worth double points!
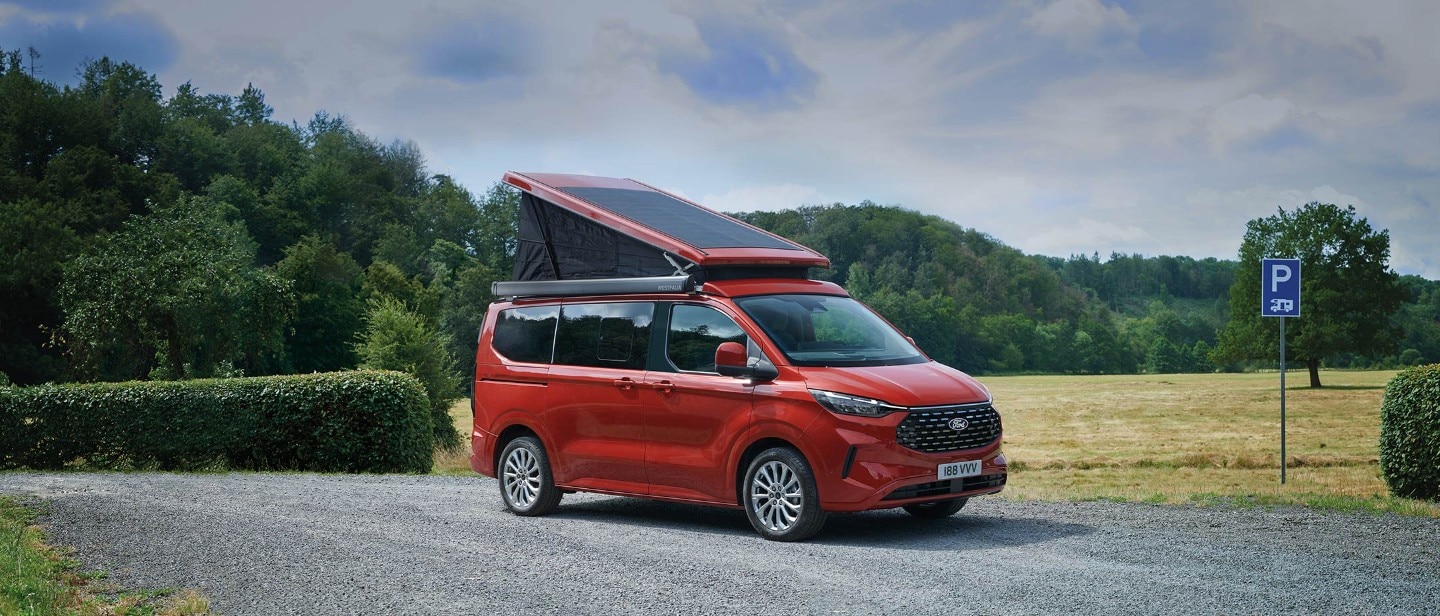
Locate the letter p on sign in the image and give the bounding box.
[1261,258,1301,317]
[1270,263,1291,292]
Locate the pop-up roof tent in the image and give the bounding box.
[495,172,830,297]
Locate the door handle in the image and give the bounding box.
[651,380,675,393]
[612,377,636,390]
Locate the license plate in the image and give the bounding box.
[937,460,982,481]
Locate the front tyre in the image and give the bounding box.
[743,448,828,541]
[903,498,967,518]
[499,436,562,516]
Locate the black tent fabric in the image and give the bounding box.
[513,193,686,281]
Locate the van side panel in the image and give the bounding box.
[473,369,551,477]
[642,371,753,503]
[472,302,555,477]
[543,363,650,493]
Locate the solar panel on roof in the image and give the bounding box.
[558,187,803,251]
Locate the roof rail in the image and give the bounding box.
[492,275,696,299]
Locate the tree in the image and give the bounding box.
[1144,338,1186,374]
[276,235,364,373]
[1212,202,1406,388]
[59,196,293,380]
[0,197,78,383]
[475,182,519,273]
[235,83,272,125]
[1393,275,1440,366]
[441,260,498,389]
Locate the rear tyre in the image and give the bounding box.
[902,498,968,518]
[743,447,828,541]
[499,436,562,516]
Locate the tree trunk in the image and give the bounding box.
[1307,357,1321,388]
[167,320,186,380]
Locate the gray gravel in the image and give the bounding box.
[2,472,1437,615]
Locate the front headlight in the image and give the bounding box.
[809,389,906,417]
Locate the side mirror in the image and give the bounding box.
[715,342,749,376]
[715,342,778,381]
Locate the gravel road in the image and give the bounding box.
[2,472,1436,615]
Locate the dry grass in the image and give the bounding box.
[435,370,1438,515]
[991,369,1438,515]
[431,399,475,475]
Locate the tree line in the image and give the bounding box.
[0,52,517,444]
[736,206,1234,375]
[2,53,1437,400]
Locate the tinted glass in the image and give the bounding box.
[555,303,653,370]
[667,305,747,373]
[493,306,558,364]
[735,295,926,367]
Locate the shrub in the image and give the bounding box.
[1380,364,1440,500]
[356,297,461,449]
[0,370,432,473]
[1399,348,1424,367]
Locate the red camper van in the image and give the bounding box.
[471,172,1006,541]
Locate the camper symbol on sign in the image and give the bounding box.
[1261,258,1301,317]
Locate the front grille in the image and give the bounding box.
[896,404,1002,453]
[883,474,1007,500]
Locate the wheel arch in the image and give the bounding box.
[493,422,543,475]
[733,436,807,506]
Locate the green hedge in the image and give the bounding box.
[0,370,432,473]
[1380,364,1440,500]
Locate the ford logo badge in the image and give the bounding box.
[948,418,969,431]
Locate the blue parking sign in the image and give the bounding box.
[1261,258,1301,317]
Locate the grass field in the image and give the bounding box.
[432,398,478,476]
[990,369,1438,515]
[440,369,1438,516]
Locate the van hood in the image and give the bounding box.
[799,362,990,408]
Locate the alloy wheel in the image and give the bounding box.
[503,446,541,509]
[750,460,804,532]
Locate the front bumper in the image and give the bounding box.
[805,413,1007,512]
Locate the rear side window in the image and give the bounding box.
[492,306,558,363]
[555,303,653,370]
[667,304,746,373]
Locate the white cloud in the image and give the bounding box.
[1305,185,1370,209]
[1023,218,1153,257]
[80,0,1440,280]
[1025,0,1137,49]
[700,183,829,213]
[1206,93,1296,151]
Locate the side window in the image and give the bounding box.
[667,304,747,373]
[492,306,558,364]
[555,303,653,370]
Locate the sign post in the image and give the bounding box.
[1261,258,1301,484]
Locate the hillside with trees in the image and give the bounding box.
[2,53,1437,396]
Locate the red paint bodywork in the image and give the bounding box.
[472,279,1007,513]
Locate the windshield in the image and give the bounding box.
[734,294,927,367]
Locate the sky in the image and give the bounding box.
[4,0,1438,277]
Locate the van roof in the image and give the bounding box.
[498,278,849,305]
[505,171,830,271]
